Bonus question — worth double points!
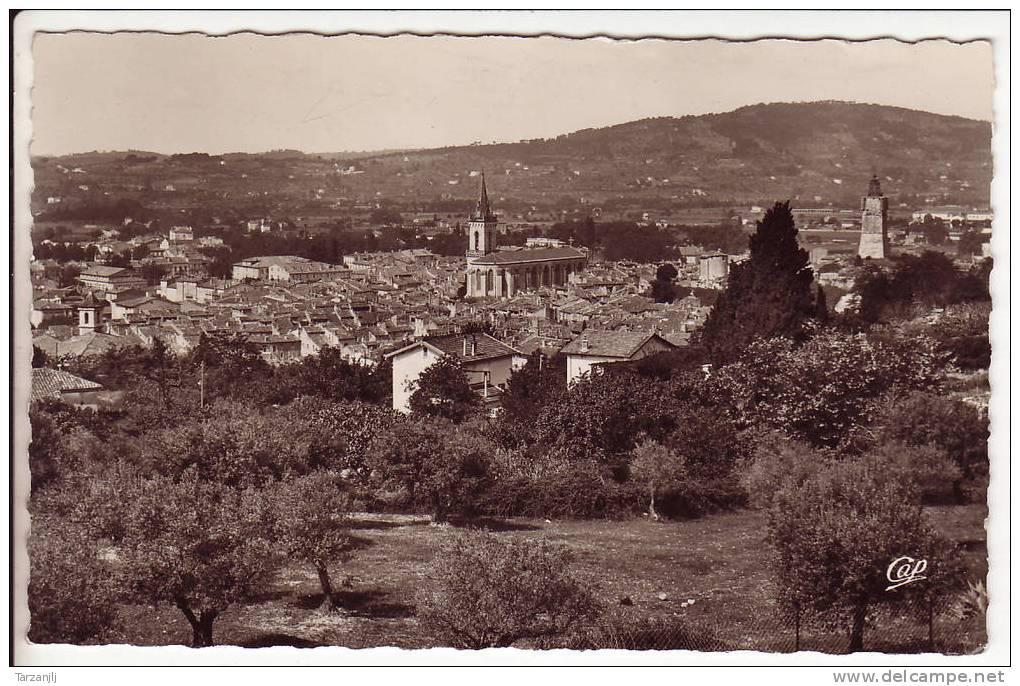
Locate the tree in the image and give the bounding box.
[629,439,685,521]
[280,397,396,475]
[28,520,121,644]
[32,345,52,368]
[138,400,315,487]
[280,347,391,405]
[417,532,601,648]
[656,263,678,282]
[870,390,988,502]
[889,251,961,308]
[190,331,271,404]
[367,417,489,522]
[649,264,678,303]
[273,472,356,612]
[407,353,479,423]
[117,474,278,647]
[767,452,962,652]
[139,262,165,286]
[957,229,986,257]
[710,329,947,448]
[533,370,671,464]
[496,351,564,441]
[701,201,819,363]
[919,214,949,246]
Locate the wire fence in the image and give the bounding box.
[553,593,986,654]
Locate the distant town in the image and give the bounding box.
[31,160,992,413]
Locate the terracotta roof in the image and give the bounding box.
[385,332,520,362]
[560,330,676,359]
[80,265,130,277]
[31,368,103,401]
[470,246,586,266]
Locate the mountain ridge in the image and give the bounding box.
[31,101,992,210]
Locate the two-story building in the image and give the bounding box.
[385,332,527,414]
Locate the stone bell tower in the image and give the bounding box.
[858,175,889,260]
[77,291,102,336]
[465,173,497,264]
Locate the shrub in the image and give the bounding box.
[655,475,748,520]
[871,390,988,501]
[480,457,642,519]
[866,442,962,504]
[28,519,121,644]
[740,435,827,510]
[417,532,601,648]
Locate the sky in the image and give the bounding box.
[30,33,994,156]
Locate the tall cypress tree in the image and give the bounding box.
[702,201,817,363]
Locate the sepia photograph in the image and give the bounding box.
[8,8,1010,677]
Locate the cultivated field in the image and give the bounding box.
[110,505,987,653]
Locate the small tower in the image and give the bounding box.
[465,173,497,264]
[77,292,102,336]
[858,175,889,260]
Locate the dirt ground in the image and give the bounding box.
[110,504,988,654]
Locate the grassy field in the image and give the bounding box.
[111,504,988,653]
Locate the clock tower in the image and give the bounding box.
[858,175,889,260]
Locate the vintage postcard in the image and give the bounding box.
[8,9,1010,680]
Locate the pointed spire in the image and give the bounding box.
[475,172,492,221]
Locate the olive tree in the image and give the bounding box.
[273,472,356,612]
[117,474,279,647]
[767,451,962,652]
[629,439,685,521]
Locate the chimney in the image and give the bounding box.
[470,335,477,357]
[580,335,589,353]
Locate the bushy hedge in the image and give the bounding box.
[481,459,644,519]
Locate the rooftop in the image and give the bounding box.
[386,331,521,362]
[560,330,676,359]
[31,367,103,401]
[471,246,587,266]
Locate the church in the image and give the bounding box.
[464,174,587,298]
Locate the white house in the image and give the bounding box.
[384,332,527,414]
[561,330,677,384]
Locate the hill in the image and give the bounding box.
[347,101,991,209]
[30,102,992,219]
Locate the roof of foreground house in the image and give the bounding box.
[31,367,103,401]
[560,330,677,359]
[385,331,521,363]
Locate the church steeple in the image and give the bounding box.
[465,172,497,262]
[473,173,493,222]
